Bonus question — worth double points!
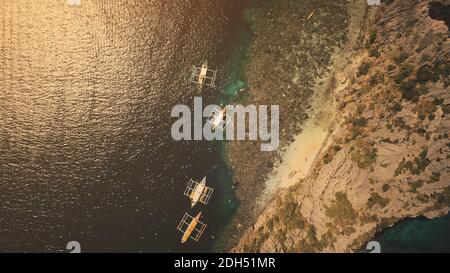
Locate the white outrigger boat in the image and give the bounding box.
[207,106,233,131]
[184,177,214,207]
[189,61,218,92]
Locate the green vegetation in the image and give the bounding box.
[394,149,430,177]
[278,201,306,230]
[417,194,429,203]
[352,117,368,127]
[369,48,380,58]
[420,54,430,63]
[394,159,413,176]
[357,62,371,77]
[333,145,342,152]
[393,51,408,65]
[395,63,414,84]
[416,65,435,83]
[400,80,420,102]
[411,148,430,175]
[367,193,389,209]
[348,116,368,140]
[417,101,437,121]
[391,102,402,113]
[323,153,333,164]
[387,64,396,72]
[417,85,429,95]
[325,192,358,227]
[430,172,441,182]
[382,184,390,192]
[393,117,409,130]
[351,126,363,139]
[351,140,377,169]
[357,104,366,115]
[431,186,450,210]
[433,98,444,106]
[369,73,382,85]
[443,105,450,115]
[392,57,448,103]
[409,180,424,193]
[433,58,450,80]
[369,30,377,44]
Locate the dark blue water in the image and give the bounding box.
[369,213,450,253]
[0,0,248,252]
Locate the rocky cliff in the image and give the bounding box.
[232,0,450,253]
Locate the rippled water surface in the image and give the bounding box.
[0,0,245,252]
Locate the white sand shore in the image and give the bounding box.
[261,67,342,198]
[261,50,360,197]
[264,116,331,194]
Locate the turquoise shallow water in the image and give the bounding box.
[368,213,450,253]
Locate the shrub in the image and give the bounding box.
[325,192,358,227]
[392,102,402,113]
[409,180,424,193]
[431,186,450,210]
[400,80,420,102]
[367,193,388,209]
[433,98,444,105]
[351,127,363,139]
[443,105,450,115]
[420,54,430,63]
[416,65,434,83]
[393,117,409,129]
[369,48,380,58]
[351,146,377,169]
[323,153,333,164]
[395,64,414,84]
[369,73,383,85]
[417,194,429,203]
[433,58,450,79]
[431,172,441,182]
[410,148,430,175]
[369,30,377,44]
[352,117,368,127]
[393,51,408,64]
[394,160,413,176]
[357,104,366,115]
[358,62,371,77]
[417,85,429,95]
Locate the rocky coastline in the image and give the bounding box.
[219,0,450,253]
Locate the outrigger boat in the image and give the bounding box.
[177,212,207,243]
[184,177,214,207]
[306,11,314,22]
[207,106,233,131]
[189,61,218,92]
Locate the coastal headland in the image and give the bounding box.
[218,0,450,252]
